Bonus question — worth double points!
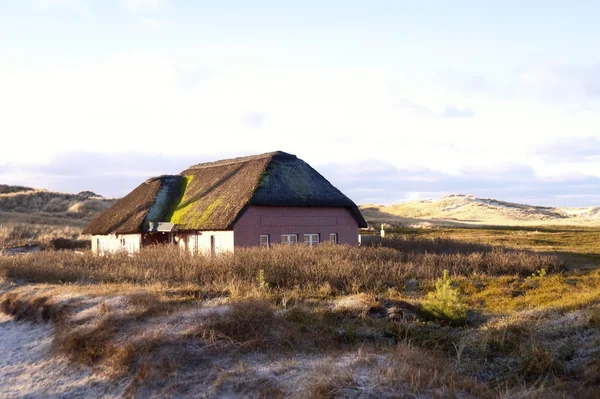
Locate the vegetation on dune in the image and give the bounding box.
[0,223,85,250]
[0,186,114,219]
[0,184,115,250]
[423,270,467,323]
[0,242,562,289]
[1,228,599,397]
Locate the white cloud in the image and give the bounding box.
[517,64,600,105]
[2,51,600,205]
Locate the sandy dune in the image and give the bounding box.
[0,314,120,399]
[361,194,600,227]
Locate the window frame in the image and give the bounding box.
[281,234,298,245]
[329,233,338,244]
[303,233,320,246]
[211,235,224,256]
[260,234,270,248]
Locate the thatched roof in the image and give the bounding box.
[83,175,183,235]
[83,151,367,235]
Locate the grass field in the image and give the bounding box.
[0,227,599,398]
[383,225,600,266]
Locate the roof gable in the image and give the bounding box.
[82,175,183,235]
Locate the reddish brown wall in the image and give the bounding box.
[233,206,359,247]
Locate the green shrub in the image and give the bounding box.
[528,268,547,279]
[256,269,271,293]
[423,270,467,323]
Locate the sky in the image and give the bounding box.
[1,0,600,206]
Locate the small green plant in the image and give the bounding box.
[256,269,271,293]
[423,270,467,323]
[528,268,547,279]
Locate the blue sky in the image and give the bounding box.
[2,1,600,206]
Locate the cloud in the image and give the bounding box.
[518,64,600,105]
[437,69,494,95]
[394,98,436,118]
[438,64,600,107]
[317,161,600,207]
[443,105,474,118]
[3,152,600,207]
[536,137,600,162]
[0,152,207,197]
[244,111,264,129]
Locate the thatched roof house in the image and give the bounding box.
[85,151,366,254]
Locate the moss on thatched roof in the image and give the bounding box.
[83,176,183,235]
[84,151,366,235]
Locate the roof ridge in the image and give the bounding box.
[184,151,295,171]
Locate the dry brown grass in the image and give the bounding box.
[0,185,115,250]
[0,243,563,292]
[0,188,113,218]
[0,285,492,397]
[0,231,597,398]
[0,223,85,249]
[1,270,599,397]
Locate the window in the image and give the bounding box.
[329,233,338,244]
[211,235,224,255]
[98,238,109,254]
[126,238,137,254]
[304,233,319,246]
[260,235,270,248]
[281,234,298,245]
[187,235,197,254]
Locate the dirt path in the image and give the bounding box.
[0,314,121,399]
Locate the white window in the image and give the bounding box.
[124,238,137,254]
[187,235,197,254]
[211,235,224,255]
[260,235,270,248]
[281,234,298,245]
[304,234,319,246]
[329,233,338,244]
[98,238,109,254]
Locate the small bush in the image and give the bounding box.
[528,268,547,279]
[423,270,467,323]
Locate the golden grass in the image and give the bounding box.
[0,185,114,249]
[0,223,85,249]
[0,243,563,293]
[384,226,600,265]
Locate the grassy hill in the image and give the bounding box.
[0,185,116,249]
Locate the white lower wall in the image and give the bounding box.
[176,231,234,255]
[91,234,141,255]
[92,231,232,255]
